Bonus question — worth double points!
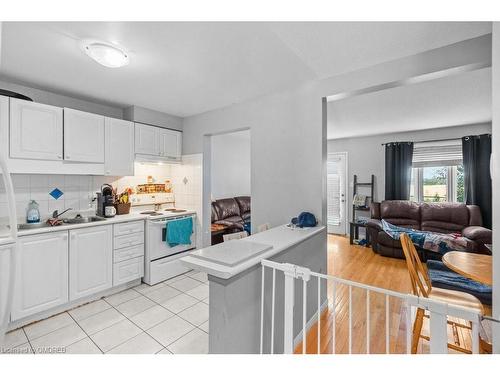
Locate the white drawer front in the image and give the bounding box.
[114,232,144,250]
[114,244,144,263]
[149,257,190,285]
[113,256,144,286]
[114,221,144,237]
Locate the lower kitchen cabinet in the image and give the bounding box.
[12,232,69,321]
[69,226,113,301]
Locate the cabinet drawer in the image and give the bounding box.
[114,221,144,237]
[114,244,144,263]
[149,257,190,285]
[113,256,144,286]
[114,232,144,249]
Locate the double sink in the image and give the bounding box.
[17,216,106,231]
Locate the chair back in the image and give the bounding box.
[399,233,432,298]
[223,231,248,242]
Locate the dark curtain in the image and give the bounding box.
[462,134,492,229]
[385,142,414,200]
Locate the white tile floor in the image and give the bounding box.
[1,271,209,354]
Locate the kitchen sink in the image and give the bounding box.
[63,216,106,224]
[17,222,52,230]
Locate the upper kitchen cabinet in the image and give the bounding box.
[159,128,182,160]
[64,108,105,163]
[135,123,160,156]
[105,117,134,176]
[9,98,63,161]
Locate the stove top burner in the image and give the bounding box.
[140,211,163,216]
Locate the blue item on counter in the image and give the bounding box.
[166,217,193,246]
[291,212,317,228]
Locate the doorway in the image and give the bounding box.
[327,152,347,235]
[207,129,251,245]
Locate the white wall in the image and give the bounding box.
[328,122,492,222]
[123,105,183,131]
[211,130,251,199]
[491,23,500,353]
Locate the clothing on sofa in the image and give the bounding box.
[166,217,193,247]
[382,219,468,254]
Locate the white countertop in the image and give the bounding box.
[180,224,325,279]
[2,210,196,237]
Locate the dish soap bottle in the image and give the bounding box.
[26,200,40,223]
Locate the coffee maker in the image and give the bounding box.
[96,184,116,218]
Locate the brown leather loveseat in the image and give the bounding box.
[211,196,251,231]
[366,200,492,260]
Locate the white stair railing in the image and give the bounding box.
[260,259,484,354]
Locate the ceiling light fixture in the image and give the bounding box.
[81,40,129,68]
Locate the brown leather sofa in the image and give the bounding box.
[211,196,251,230]
[366,200,492,260]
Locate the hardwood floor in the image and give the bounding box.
[294,235,486,354]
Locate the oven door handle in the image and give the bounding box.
[150,216,194,226]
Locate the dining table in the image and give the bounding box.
[442,251,492,286]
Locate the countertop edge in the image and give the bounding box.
[14,210,196,237]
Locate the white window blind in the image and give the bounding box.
[327,154,342,226]
[412,139,462,168]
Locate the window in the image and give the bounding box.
[410,165,464,203]
[409,140,463,203]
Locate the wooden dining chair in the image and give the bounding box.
[223,231,248,242]
[399,233,484,354]
[257,223,270,233]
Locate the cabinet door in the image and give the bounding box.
[64,108,105,163]
[105,117,134,176]
[134,123,159,155]
[159,128,182,160]
[69,226,113,301]
[12,232,69,320]
[9,98,63,161]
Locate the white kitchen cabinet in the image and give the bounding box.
[105,117,134,176]
[64,108,105,163]
[159,128,182,160]
[135,123,159,156]
[12,232,69,320]
[9,98,63,161]
[69,226,113,301]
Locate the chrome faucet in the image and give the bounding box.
[52,208,73,219]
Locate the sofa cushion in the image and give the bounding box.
[462,226,492,244]
[380,200,420,229]
[211,203,219,223]
[421,203,469,233]
[234,196,251,215]
[214,198,241,220]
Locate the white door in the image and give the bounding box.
[135,123,160,156]
[12,232,69,320]
[9,98,63,161]
[64,108,105,163]
[327,152,347,235]
[105,117,135,176]
[69,226,112,301]
[159,128,182,160]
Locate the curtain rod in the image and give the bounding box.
[381,137,461,146]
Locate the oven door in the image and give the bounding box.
[148,216,196,261]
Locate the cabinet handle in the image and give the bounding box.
[66,155,71,159]
[57,155,62,159]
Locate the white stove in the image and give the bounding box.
[139,207,198,285]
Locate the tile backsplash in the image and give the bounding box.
[0,174,115,222]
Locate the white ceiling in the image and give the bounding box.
[0,22,492,117]
[327,67,492,139]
